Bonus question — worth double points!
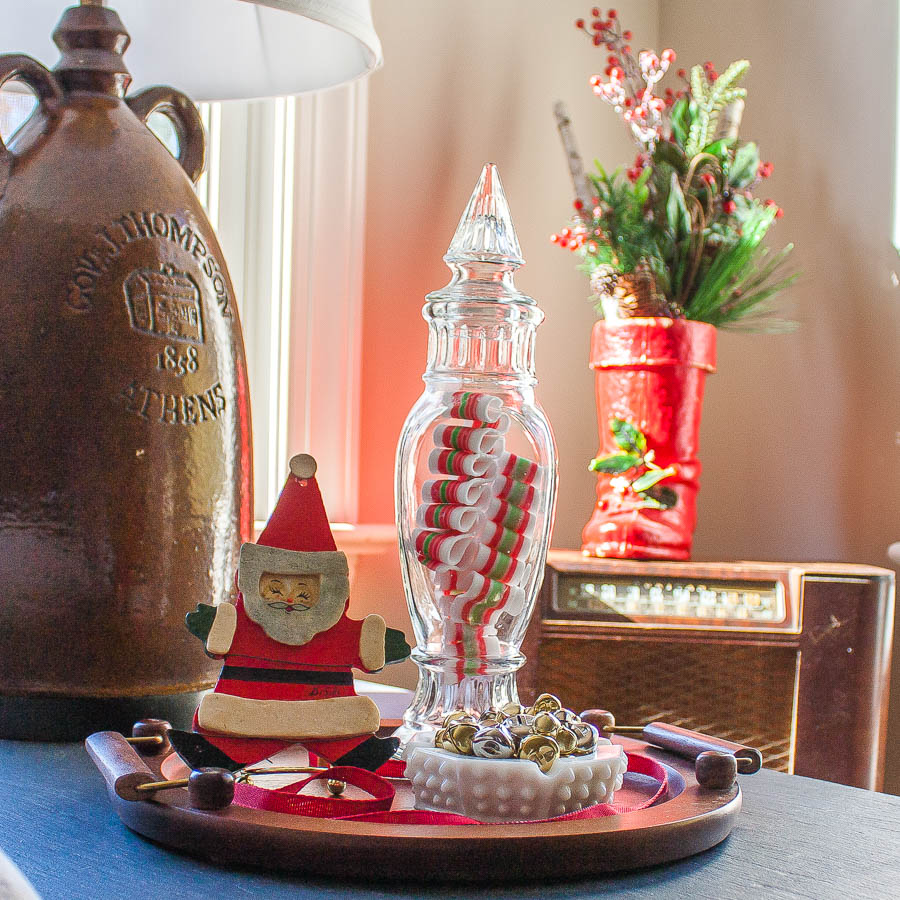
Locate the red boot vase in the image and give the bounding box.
[581,318,716,560]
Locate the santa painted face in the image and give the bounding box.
[238,544,350,646]
[259,572,321,612]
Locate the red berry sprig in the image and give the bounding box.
[576,9,684,145]
[703,60,719,82]
[764,198,784,218]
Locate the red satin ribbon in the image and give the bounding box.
[233,752,668,824]
[234,766,395,818]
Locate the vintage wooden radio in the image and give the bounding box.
[520,552,895,790]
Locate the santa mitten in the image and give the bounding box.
[384,627,411,665]
[185,603,217,642]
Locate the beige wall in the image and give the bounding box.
[660,0,900,794]
[358,0,900,791]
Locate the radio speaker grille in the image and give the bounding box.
[537,638,798,771]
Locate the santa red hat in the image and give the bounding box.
[256,453,337,552]
[238,453,349,636]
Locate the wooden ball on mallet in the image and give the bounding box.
[579,708,618,732]
[133,768,235,810]
[129,719,171,756]
[695,750,738,790]
[188,768,236,810]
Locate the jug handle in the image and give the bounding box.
[0,54,63,187]
[126,86,205,185]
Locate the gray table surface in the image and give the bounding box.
[2,740,899,900]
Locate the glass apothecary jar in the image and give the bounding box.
[394,164,558,744]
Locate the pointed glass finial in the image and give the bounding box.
[445,163,524,266]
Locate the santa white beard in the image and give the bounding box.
[242,571,349,646]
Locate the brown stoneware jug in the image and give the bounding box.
[0,4,252,738]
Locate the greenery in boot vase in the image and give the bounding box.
[553,8,797,329]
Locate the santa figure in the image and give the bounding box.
[169,453,410,772]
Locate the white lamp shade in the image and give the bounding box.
[2,0,383,101]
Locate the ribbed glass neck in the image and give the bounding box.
[424,302,539,381]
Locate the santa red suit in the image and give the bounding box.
[179,453,403,769]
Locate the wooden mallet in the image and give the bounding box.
[86,732,235,810]
[580,709,762,790]
[86,730,348,807]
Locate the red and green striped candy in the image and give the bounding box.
[486,498,534,535]
[422,478,490,506]
[466,543,526,584]
[499,452,541,485]
[493,475,535,508]
[459,579,514,626]
[448,390,501,423]
[433,424,501,455]
[414,530,470,566]
[429,448,492,477]
[480,519,530,556]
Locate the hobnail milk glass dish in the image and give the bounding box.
[394,164,558,745]
[406,743,626,823]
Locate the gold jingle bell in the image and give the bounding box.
[503,713,535,729]
[555,726,579,755]
[447,722,478,755]
[532,712,561,735]
[530,693,563,714]
[443,711,477,728]
[500,702,522,717]
[326,779,346,797]
[471,725,517,759]
[433,727,449,749]
[479,709,504,725]
[506,724,533,747]
[518,734,561,773]
[572,721,600,754]
[503,713,535,749]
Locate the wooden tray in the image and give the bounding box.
[87,731,741,881]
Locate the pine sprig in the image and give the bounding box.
[685,59,749,155]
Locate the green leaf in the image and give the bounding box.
[638,485,678,509]
[701,138,733,162]
[631,465,677,492]
[666,172,691,239]
[669,96,690,147]
[589,452,642,473]
[632,165,652,205]
[729,141,759,188]
[653,140,688,174]
[635,165,652,189]
[611,418,647,454]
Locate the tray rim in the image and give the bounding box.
[98,736,742,880]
